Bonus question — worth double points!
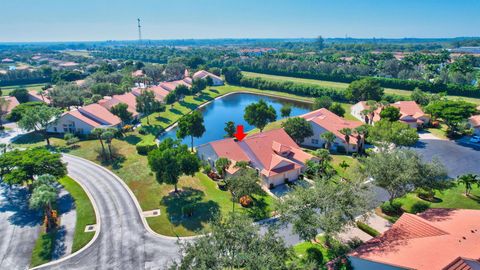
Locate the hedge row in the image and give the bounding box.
[241,67,480,98]
[356,221,380,237]
[239,77,349,102]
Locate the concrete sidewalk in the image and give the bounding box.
[337,211,391,243]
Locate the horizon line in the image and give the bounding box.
[1,36,480,45]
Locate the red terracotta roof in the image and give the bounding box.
[444,257,480,270]
[350,209,480,270]
[301,108,362,145]
[205,129,314,178]
[193,70,222,81]
[99,93,139,117]
[28,90,51,104]
[159,79,192,92]
[392,101,426,119]
[67,110,102,128]
[78,104,121,126]
[2,96,19,114]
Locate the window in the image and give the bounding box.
[311,139,319,145]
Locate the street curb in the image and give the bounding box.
[29,161,102,270]
[62,154,201,241]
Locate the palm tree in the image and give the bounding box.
[458,174,480,195]
[354,125,368,154]
[92,128,107,158]
[215,157,231,178]
[29,174,58,232]
[101,129,116,161]
[339,128,352,155]
[320,132,336,151]
[365,100,379,125]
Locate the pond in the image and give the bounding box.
[159,92,312,147]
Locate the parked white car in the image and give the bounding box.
[470,136,480,143]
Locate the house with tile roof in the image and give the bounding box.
[469,114,480,136]
[196,128,316,187]
[351,101,430,128]
[299,108,363,152]
[98,92,139,119]
[1,96,19,118]
[27,90,51,104]
[193,70,224,86]
[132,86,171,103]
[348,208,480,270]
[47,103,121,134]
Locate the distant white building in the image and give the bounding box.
[351,101,430,128]
[193,70,224,86]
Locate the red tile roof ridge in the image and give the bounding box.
[443,256,480,270]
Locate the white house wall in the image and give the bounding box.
[301,122,357,152]
[47,114,95,135]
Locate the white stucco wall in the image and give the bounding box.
[262,168,300,187]
[210,76,224,86]
[350,103,367,122]
[301,122,357,152]
[47,114,96,135]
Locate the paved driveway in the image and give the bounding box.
[0,184,42,270]
[37,155,180,270]
[412,138,480,177]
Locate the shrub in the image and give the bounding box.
[381,201,403,215]
[356,221,380,237]
[203,164,212,174]
[136,142,158,155]
[137,127,148,135]
[410,201,430,214]
[239,195,253,208]
[416,188,435,201]
[217,180,227,191]
[122,125,133,133]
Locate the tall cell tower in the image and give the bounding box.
[137,18,142,42]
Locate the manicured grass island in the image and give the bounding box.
[58,176,96,252]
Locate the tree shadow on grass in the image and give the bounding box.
[162,187,220,232]
[123,135,142,145]
[13,132,44,145]
[178,101,198,110]
[244,196,270,221]
[155,116,172,124]
[209,89,219,93]
[169,108,183,115]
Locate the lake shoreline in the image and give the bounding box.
[162,89,313,134]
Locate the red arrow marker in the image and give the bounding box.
[234,125,247,141]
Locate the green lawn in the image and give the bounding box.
[15,85,361,237]
[14,133,274,237]
[58,176,96,252]
[243,71,480,105]
[1,83,46,96]
[331,154,359,180]
[396,182,480,212]
[30,230,56,267]
[292,236,351,269]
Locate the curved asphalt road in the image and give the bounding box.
[37,155,179,270]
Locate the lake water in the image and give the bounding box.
[159,92,312,147]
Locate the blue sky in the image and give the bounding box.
[1,0,479,42]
